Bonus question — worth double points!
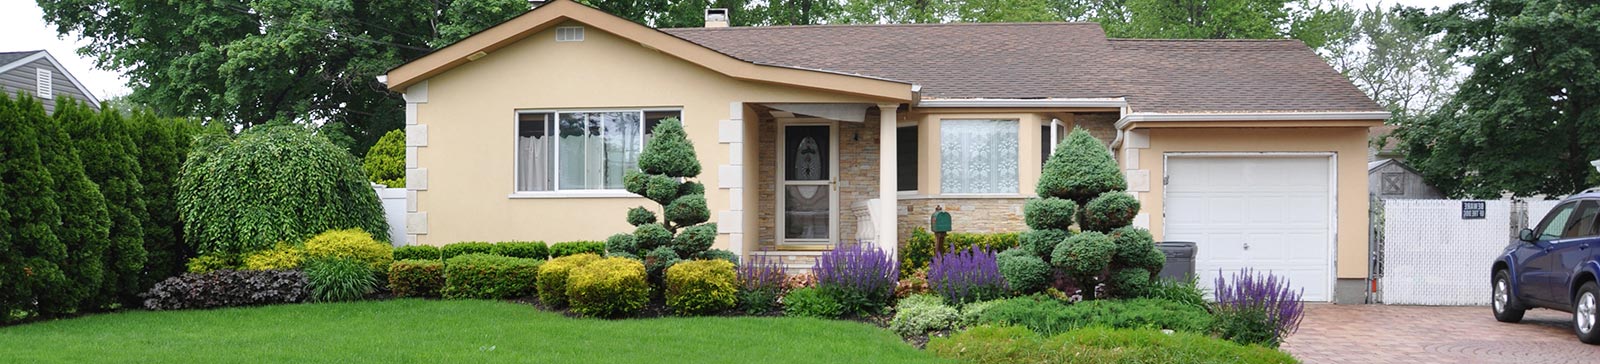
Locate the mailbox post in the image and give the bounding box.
[930,205,953,256]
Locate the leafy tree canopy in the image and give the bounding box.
[1397,0,1600,197]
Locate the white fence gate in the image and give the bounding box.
[375,187,408,247]
[1378,199,1564,305]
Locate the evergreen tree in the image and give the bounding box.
[0,93,68,320]
[363,129,406,188]
[129,110,195,288]
[606,119,727,288]
[60,100,149,306]
[29,97,113,315]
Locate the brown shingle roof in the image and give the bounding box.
[662,23,1382,113]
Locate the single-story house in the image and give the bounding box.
[383,0,1388,303]
[0,50,100,113]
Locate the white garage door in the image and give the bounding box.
[1164,155,1335,301]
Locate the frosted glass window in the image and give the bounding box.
[940,119,1018,194]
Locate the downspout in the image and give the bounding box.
[1110,104,1131,150]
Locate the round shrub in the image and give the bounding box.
[1018,229,1070,259]
[1109,268,1152,298]
[672,223,717,256]
[696,249,738,265]
[1081,192,1140,233]
[633,224,672,251]
[549,241,606,257]
[623,170,649,196]
[664,194,710,226]
[362,129,405,188]
[997,251,1052,294]
[665,259,738,315]
[678,181,705,196]
[1023,197,1077,231]
[1052,232,1115,279]
[783,286,843,318]
[492,241,549,259]
[304,258,376,302]
[393,245,442,261]
[643,174,681,205]
[567,257,650,318]
[442,253,542,299]
[303,228,394,273]
[605,233,638,255]
[1112,227,1165,273]
[536,253,602,307]
[178,123,388,256]
[626,207,656,226]
[1035,128,1126,204]
[440,241,494,259]
[243,242,304,271]
[890,294,960,337]
[388,259,445,298]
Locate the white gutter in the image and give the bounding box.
[917,98,1128,108]
[1113,111,1392,130]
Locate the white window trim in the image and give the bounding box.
[511,107,681,197]
[937,118,1022,195]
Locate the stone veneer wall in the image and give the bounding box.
[755,112,881,249]
[896,198,1028,243]
[1074,112,1118,147]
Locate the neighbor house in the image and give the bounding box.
[0,50,100,113]
[383,0,1388,303]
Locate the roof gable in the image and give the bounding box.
[0,50,101,105]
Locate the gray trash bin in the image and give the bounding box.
[1157,241,1196,281]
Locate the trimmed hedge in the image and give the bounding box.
[442,253,542,299]
[664,259,738,315]
[389,259,446,298]
[141,270,308,310]
[929,325,1298,364]
[393,245,442,261]
[974,296,1214,336]
[550,241,606,258]
[536,253,602,307]
[567,257,649,318]
[440,242,494,260]
[493,241,549,260]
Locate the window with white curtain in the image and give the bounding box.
[516,109,680,192]
[940,119,1019,194]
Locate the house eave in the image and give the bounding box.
[1114,111,1392,130]
[916,97,1128,108]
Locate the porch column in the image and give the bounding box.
[877,103,899,258]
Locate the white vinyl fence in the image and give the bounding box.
[375,186,408,247]
[1381,200,1510,305]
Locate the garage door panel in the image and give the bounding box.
[1166,156,1333,302]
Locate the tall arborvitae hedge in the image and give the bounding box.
[33,97,114,315]
[0,93,69,320]
[129,109,195,288]
[60,100,150,306]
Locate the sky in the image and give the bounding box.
[1,0,1468,102]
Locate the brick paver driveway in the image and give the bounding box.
[1283,304,1600,363]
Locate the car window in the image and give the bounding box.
[1566,201,1600,239]
[1538,202,1577,240]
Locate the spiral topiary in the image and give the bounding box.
[609,119,722,293]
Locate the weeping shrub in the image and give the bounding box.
[177,123,388,256]
[928,246,1009,304]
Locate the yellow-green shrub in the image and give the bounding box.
[303,228,393,273]
[243,242,304,270]
[567,257,649,318]
[664,259,737,315]
[536,253,602,307]
[186,254,241,273]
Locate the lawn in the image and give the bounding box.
[0,299,945,364]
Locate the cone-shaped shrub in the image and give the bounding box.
[26,97,111,315]
[0,93,68,320]
[362,129,405,188]
[638,120,701,177]
[610,119,719,292]
[1036,128,1124,204]
[128,109,197,291]
[177,123,388,256]
[61,100,148,306]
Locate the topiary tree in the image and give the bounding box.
[30,97,112,315]
[363,129,405,188]
[606,119,728,288]
[178,123,389,257]
[60,100,150,306]
[997,127,1162,299]
[128,109,197,291]
[0,93,69,321]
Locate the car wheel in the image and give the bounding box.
[1493,270,1525,323]
[1575,282,1600,344]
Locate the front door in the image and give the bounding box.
[778,122,838,247]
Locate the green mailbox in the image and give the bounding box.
[930,207,953,233]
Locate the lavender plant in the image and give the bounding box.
[928,246,1009,304]
[1212,268,1305,348]
[813,242,899,314]
[738,254,787,313]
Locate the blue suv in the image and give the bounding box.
[1493,192,1600,344]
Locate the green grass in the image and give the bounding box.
[0,299,945,364]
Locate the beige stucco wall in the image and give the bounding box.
[410,21,877,247]
[1131,126,1373,279]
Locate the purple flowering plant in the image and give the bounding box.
[737,254,787,313]
[1213,268,1305,348]
[813,242,898,314]
[928,246,1009,304]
